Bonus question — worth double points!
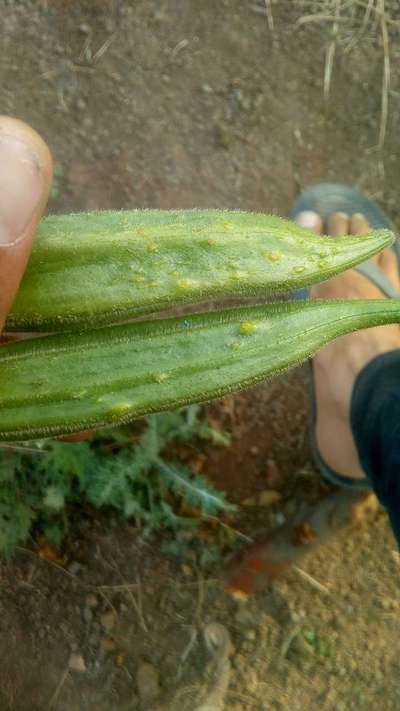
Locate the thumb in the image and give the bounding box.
[0,117,53,332]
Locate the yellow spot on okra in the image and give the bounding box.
[153,372,168,383]
[177,278,198,289]
[239,321,257,335]
[264,251,283,262]
[292,265,306,273]
[229,271,248,281]
[110,403,132,415]
[72,390,88,400]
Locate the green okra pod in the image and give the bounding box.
[6,209,394,331]
[2,298,400,441]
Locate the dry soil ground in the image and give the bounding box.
[1,1,400,709]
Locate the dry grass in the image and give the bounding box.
[293,0,400,147]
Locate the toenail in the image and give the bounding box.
[296,211,322,229]
[350,213,370,235]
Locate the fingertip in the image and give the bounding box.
[0,117,53,330]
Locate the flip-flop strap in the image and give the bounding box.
[355,262,400,298]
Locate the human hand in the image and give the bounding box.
[0,118,94,443]
[0,116,53,334]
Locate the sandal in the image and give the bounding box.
[290,183,400,491]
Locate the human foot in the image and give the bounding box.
[296,210,400,480]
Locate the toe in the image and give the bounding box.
[350,213,370,236]
[295,210,323,234]
[325,212,349,237]
[378,248,400,289]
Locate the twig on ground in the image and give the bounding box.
[280,625,302,659]
[107,562,148,632]
[353,0,400,27]
[194,573,206,623]
[264,0,274,31]
[378,0,390,149]
[93,33,117,63]
[204,514,254,544]
[292,565,331,594]
[324,0,342,100]
[176,626,199,680]
[195,623,233,711]
[47,665,69,710]
[344,0,375,53]
[15,546,149,625]
[16,546,84,584]
[133,574,148,633]
[297,13,348,26]
[98,589,118,616]
[95,582,139,591]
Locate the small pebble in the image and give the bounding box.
[244,629,256,641]
[69,653,86,673]
[68,561,82,576]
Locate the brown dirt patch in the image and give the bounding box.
[1,1,400,709]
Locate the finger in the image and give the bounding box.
[0,117,53,332]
